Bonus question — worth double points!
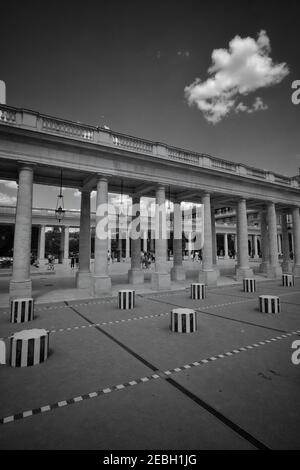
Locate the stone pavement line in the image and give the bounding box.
[1,292,299,340]
[1,329,299,427]
[0,291,187,315]
[0,312,170,341]
[148,294,300,334]
[1,288,300,316]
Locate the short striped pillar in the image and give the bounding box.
[282,274,295,287]
[10,298,34,324]
[170,308,197,333]
[243,278,256,293]
[10,329,50,368]
[191,283,206,300]
[118,290,135,310]
[259,295,280,314]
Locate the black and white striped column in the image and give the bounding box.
[118,290,135,310]
[10,298,34,323]
[170,308,197,333]
[243,278,256,293]
[10,329,50,367]
[282,274,295,287]
[259,295,280,314]
[191,283,206,300]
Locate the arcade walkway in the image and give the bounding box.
[0,258,271,307]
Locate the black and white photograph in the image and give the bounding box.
[0,0,299,455]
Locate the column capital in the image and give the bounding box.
[80,187,91,195]
[17,161,36,172]
[96,175,109,184]
[131,193,141,204]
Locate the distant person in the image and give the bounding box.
[70,255,75,269]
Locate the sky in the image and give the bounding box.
[0,0,300,209]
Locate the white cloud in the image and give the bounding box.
[0,192,16,205]
[184,30,289,124]
[0,180,18,189]
[235,96,268,114]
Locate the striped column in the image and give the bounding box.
[118,290,135,309]
[10,298,34,323]
[10,329,50,367]
[282,274,295,287]
[170,308,197,333]
[259,295,280,314]
[243,278,256,293]
[191,283,206,300]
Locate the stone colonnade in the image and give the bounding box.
[8,166,300,299]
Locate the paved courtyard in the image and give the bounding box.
[0,277,300,450]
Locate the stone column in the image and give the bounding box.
[125,232,130,260]
[211,207,217,266]
[76,190,92,288]
[63,226,69,266]
[292,206,300,275]
[118,233,122,261]
[171,201,185,281]
[9,164,34,299]
[38,225,46,264]
[235,198,253,280]
[234,234,237,259]
[276,234,281,255]
[143,231,147,252]
[58,227,64,264]
[253,234,259,259]
[151,185,170,290]
[128,195,144,284]
[92,178,111,294]
[266,201,282,278]
[259,209,269,273]
[199,193,218,286]
[224,233,229,259]
[282,212,293,273]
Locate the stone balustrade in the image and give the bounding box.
[0,103,298,190]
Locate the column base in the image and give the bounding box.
[62,258,70,268]
[259,261,269,274]
[281,261,294,274]
[9,279,32,300]
[293,265,300,276]
[235,267,254,281]
[151,272,171,290]
[198,269,218,287]
[170,265,186,281]
[212,265,220,278]
[76,271,92,289]
[92,275,111,296]
[266,265,282,279]
[128,268,145,285]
